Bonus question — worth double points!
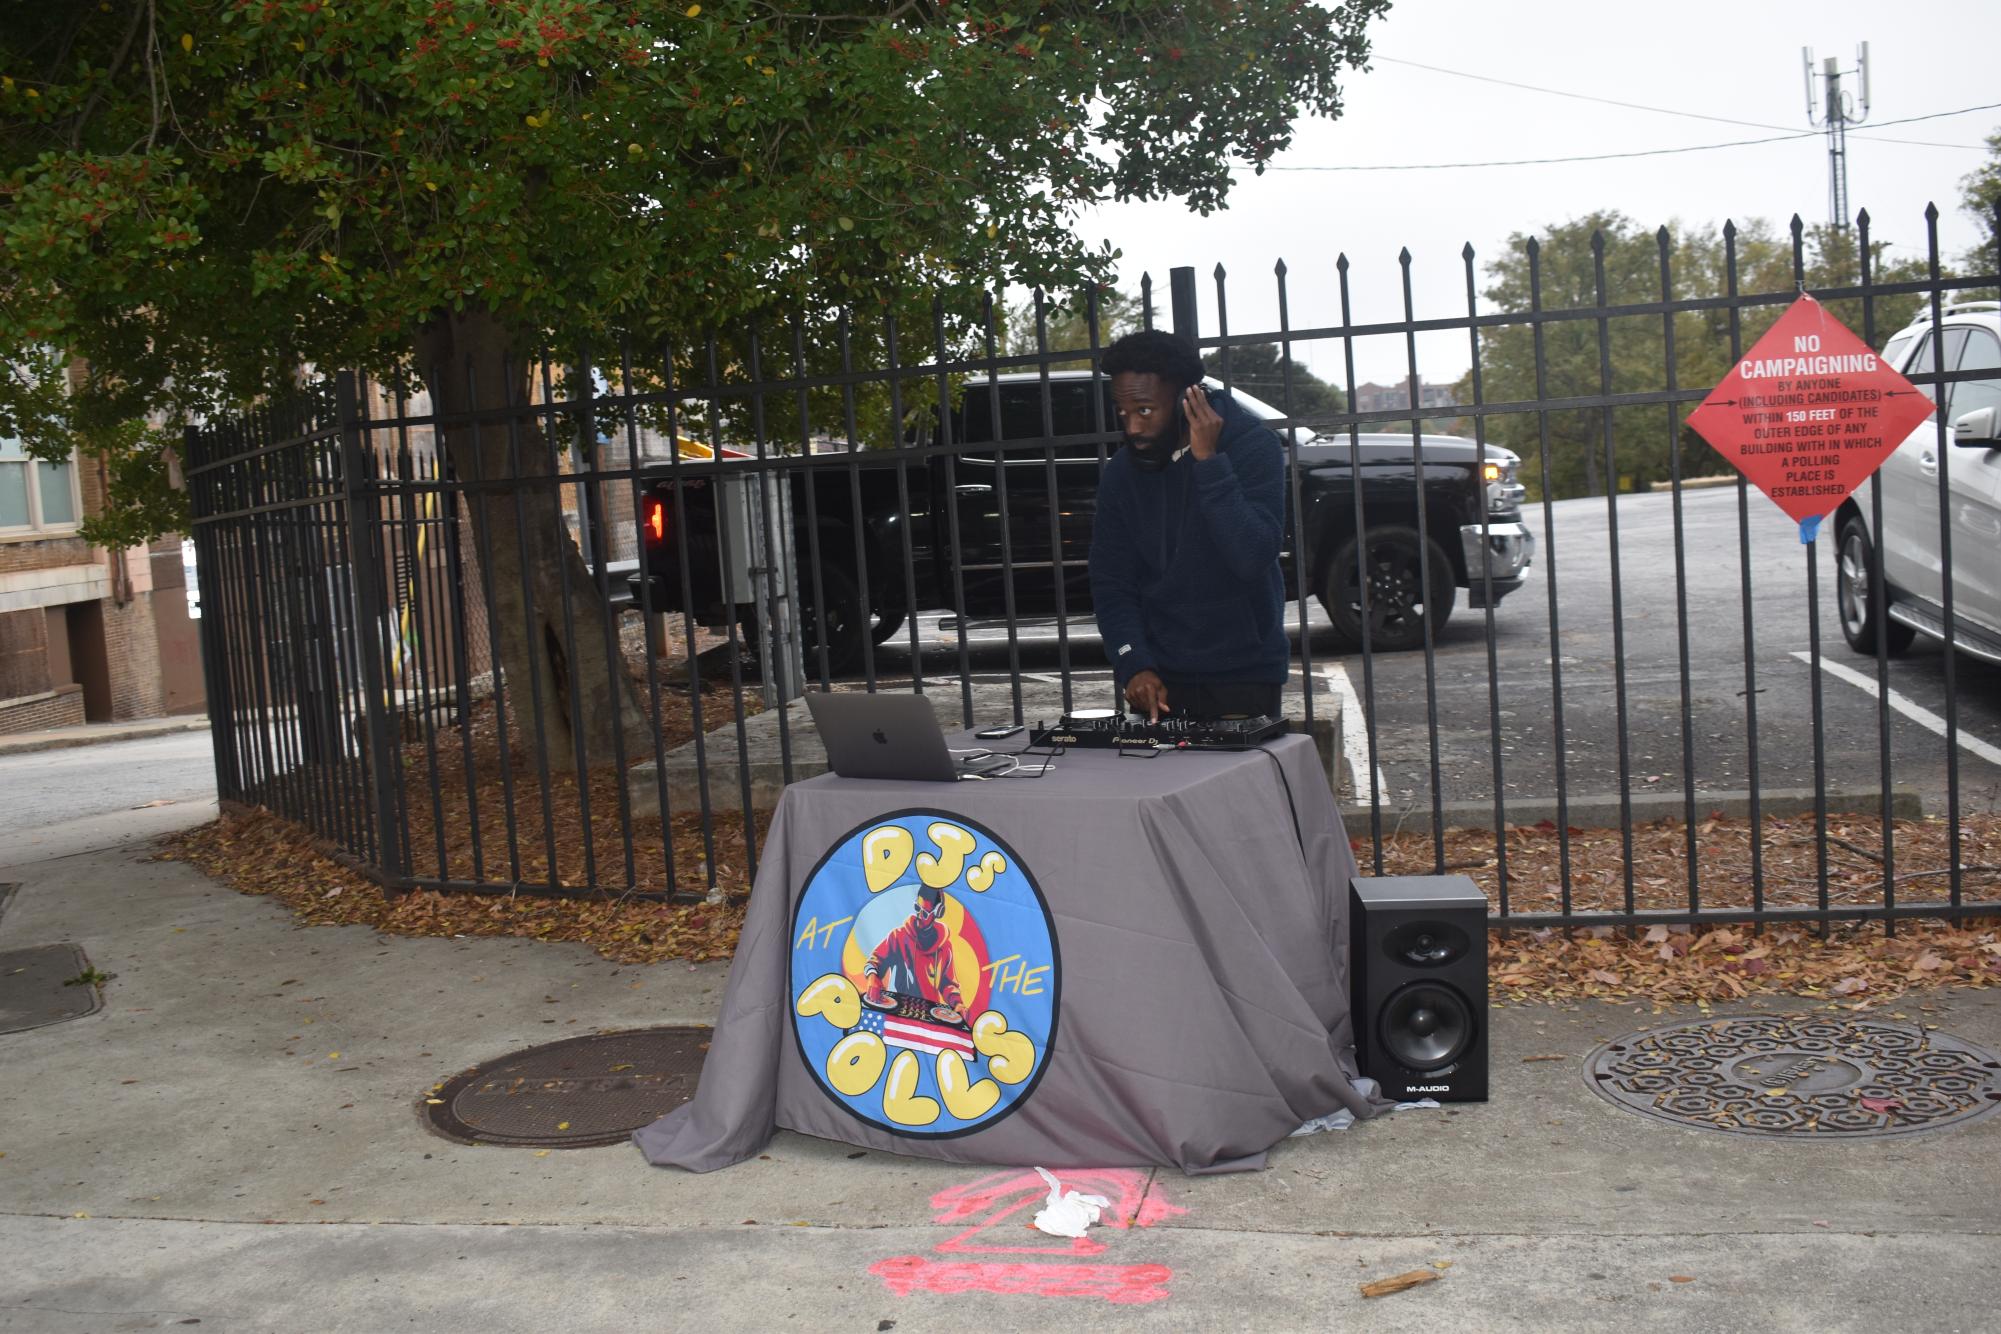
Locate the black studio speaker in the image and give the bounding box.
[1350,875,1488,1102]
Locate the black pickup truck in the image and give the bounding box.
[629,371,1535,676]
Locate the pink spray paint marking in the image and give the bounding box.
[869,1168,1185,1305]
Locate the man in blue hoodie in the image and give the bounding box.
[1088,329,1289,721]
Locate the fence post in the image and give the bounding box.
[335,372,405,887]
[1169,266,1200,343]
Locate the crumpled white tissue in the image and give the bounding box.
[1290,1079,1443,1137]
[1030,1166,1113,1238]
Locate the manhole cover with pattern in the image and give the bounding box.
[1587,1014,2001,1139]
[423,1026,709,1148]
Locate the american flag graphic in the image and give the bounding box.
[857,1008,976,1057]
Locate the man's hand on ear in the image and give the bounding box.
[1184,386,1222,461]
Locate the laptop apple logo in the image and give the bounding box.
[872,729,888,744]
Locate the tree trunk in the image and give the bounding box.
[416,307,649,775]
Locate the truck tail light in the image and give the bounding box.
[643,495,669,547]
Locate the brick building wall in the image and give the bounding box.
[0,684,85,732]
[0,412,193,733]
[0,534,94,576]
[102,577,166,721]
[1,458,106,732]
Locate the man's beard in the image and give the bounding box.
[1124,430,1177,471]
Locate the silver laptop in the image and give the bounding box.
[806,692,987,782]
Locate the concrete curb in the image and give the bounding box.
[1646,473,1741,492]
[0,716,210,757]
[1340,785,1926,834]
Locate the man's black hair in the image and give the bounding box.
[1101,329,1204,390]
[915,884,944,906]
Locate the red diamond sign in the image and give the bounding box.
[1685,293,1932,533]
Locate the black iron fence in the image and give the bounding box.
[186,204,2001,930]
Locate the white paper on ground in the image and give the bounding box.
[1289,1087,1444,1137]
[1030,1166,1113,1238]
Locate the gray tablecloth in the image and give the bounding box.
[633,731,1379,1175]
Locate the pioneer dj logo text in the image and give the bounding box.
[789,813,1060,1137]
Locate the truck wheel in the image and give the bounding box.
[1836,516,1915,656]
[869,610,907,646]
[1318,526,1456,653]
[800,562,867,677]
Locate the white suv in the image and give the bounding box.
[1835,300,2001,664]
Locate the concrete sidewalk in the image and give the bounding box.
[0,714,208,758]
[2,829,1998,1331]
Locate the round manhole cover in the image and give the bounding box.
[1586,1014,2001,1139]
[424,1027,709,1148]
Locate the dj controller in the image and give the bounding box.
[862,988,969,1030]
[1029,710,1289,751]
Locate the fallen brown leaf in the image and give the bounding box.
[163,760,2001,1000]
[1361,1269,1441,1299]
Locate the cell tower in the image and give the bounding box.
[1803,43,1871,230]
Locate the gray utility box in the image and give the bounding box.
[715,470,803,703]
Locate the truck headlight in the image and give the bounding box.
[1485,458,1524,514]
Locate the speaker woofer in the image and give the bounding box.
[1379,981,1475,1071]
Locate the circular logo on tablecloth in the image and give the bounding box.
[788,811,1059,1138]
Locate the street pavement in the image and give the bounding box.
[0,732,219,867]
[2,736,2000,1331]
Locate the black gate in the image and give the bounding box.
[185,204,2001,930]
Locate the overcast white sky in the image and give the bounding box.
[1078,0,2001,390]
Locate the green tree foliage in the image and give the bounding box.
[1202,342,1345,422]
[1471,212,1930,500]
[2,0,1387,766]
[998,286,1145,362]
[1961,127,2001,267]
[3,1,1387,476]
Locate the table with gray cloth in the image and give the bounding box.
[633,730,1381,1175]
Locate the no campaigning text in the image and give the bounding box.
[1737,353,1879,379]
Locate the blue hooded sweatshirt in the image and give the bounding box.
[1088,390,1289,690]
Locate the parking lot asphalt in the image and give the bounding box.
[852,487,2001,824]
[1359,487,2001,822]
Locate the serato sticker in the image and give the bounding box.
[789,812,1059,1138]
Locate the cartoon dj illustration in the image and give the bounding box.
[862,884,966,1018]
